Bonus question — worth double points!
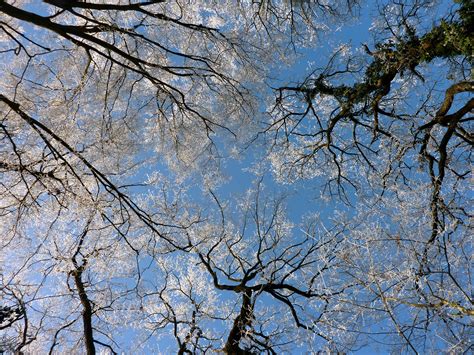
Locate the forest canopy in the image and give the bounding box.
[0,0,472,353]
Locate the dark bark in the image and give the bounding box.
[224,289,254,355]
[72,267,96,355]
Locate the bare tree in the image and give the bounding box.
[268,0,473,351]
[2,0,470,354]
[191,183,355,353]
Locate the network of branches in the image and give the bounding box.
[0,0,472,354]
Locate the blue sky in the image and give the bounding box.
[2,0,469,353]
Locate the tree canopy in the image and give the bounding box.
[0,0,472,353]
